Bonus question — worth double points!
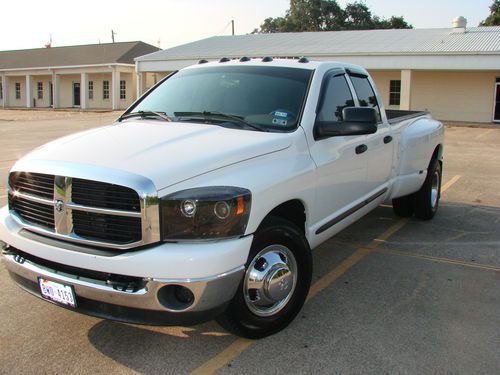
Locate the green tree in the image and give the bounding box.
[480,0,500,26]
[254,0,412,33]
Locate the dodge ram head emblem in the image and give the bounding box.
[54,200,64,213]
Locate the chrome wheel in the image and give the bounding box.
[243,244,298,317]
[431,169,440,208]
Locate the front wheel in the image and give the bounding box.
[217,217,312,339]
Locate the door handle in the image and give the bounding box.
[384,136,393,144]
[355,144,368,154]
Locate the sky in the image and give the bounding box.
[0,0,494,51]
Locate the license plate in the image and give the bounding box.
[38,278,77,308]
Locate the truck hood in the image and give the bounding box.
[17,120,292,190]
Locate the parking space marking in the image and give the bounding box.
[373,248,500,272]
[189,218,410,375]
[441,175,461,193]
[475,129,494,140]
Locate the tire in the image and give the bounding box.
[392,195,414,217]
[217,216,312,339]
[413,158,442,220]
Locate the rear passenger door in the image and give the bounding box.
[308,70,372,224]
[348,72,394,192]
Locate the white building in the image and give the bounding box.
[0,41,159,110]
[136,20,500,123]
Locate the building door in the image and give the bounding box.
[73,82,80,107]
[494,82,500,123]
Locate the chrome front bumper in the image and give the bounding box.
[2,246,244,325]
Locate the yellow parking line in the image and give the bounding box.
[373,248,500,272]
[441,175,461,193]
[475,129,494,139]
[189,338,253,375]
[188,174,462,375]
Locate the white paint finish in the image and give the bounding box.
[400,70,412,110]
[20,121,293,191]
[80,73,88,110]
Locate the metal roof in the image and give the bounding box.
[137,27,500,62]
[0,41,160,70]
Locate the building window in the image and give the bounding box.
[120,80,126,100]
[88,81,94,100]
[15,82,21,99]
[37,82,43,99]
[389,80,401,106]
[0,82,2,100]
[103,80,109,99]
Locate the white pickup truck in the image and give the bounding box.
[0,58,444,338]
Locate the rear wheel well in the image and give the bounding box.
[263,200,306,234]
[432,144,443,162]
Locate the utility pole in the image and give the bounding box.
[231,20,235,35]
[111,29,116,43]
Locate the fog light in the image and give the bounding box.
[157,284,195,311]
[174,285,194,304]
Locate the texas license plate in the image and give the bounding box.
[38,278,77,308]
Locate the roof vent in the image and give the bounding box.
[452,16,467,32]
[298,57,309,63]
[219,57,231,63]
[261,56,273,62]
[239,56,251,62]
[198,59,208,64]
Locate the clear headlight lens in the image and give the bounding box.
[160,186,251,240]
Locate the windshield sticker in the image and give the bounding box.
[273,111,288,118]
[272,118,288,126]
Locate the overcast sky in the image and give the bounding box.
[1,0,493,51]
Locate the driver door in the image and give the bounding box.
[308,70,371,229]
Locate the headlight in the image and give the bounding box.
[160,186,251,240]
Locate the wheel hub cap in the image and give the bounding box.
[243,245,298,317]
[431,170,440,208]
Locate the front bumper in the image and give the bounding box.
[0,206,252,325]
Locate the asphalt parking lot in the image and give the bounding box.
[0,110,499,375]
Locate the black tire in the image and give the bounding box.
[413,158,442,220]
[217,216,312,339]
[392,195,414,217]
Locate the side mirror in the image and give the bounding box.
[314,107,378,140]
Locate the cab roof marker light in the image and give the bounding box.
[298,57,309,63]
[239,56,251,62]
[261,56,273,62]
[219,57,231,63]
[198,59,209,64]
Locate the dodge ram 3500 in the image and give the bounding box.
[0,58,444,338]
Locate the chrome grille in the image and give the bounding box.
[72,178,140,212]
[8,195,55,230]
[8,172,144,248]
[9,172,54,199]
[73,211,142,244]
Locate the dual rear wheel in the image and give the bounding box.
[393,158,442,220]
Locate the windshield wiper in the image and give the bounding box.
[173,111,265,132]
[118,111,172,122]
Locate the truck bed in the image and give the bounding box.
[386,109,428,124]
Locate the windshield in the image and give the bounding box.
[131,65,313,131]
